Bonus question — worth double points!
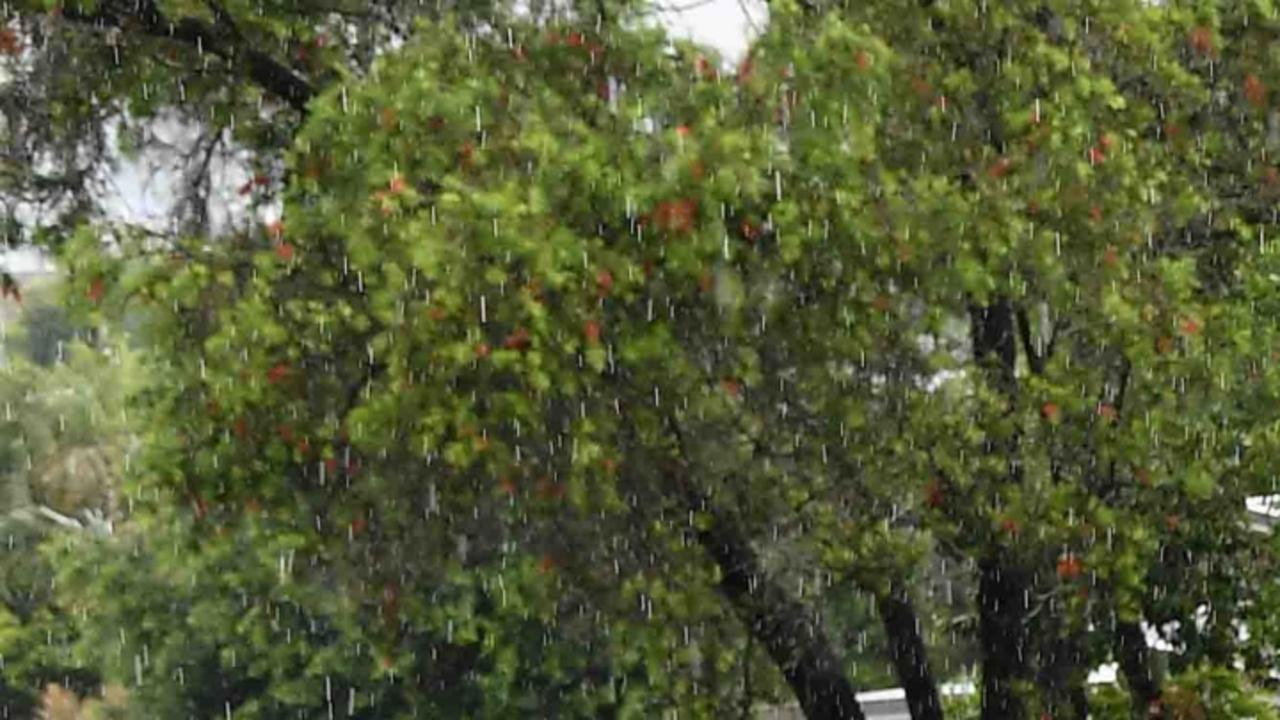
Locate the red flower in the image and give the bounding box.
[536,478,565,500]
[855,50,871,71]
[583,320,601,345]
[266,363,290,384]
[380,107,398,131]
[924,478,944,509]
[698,271,714,293]
[695,55,716,80]
[988,157,1013,179]
[1245,73,1267,107]
[0,28,20,56]
[503,326,532,351]
[1056,555,1083,580]
[1180,317,1202,336]
[1102,245,1119,267]
[1097,403,1117,422]
[1041,402,1061,423]
[87,277,106,304]
[675,124,692,138]
[538,554,556,574]
[1188,25,1214,55]
[275,242,295,262]
[596,269,614,295]
[652,198,697,234]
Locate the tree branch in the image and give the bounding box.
[1015,304,1045,375]
[57,0,315,113]
[664,418,866,720]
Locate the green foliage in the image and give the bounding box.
[12,0,1280,717]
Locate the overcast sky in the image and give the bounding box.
[0,1,762,277]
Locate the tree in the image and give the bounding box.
[0,328,142,716]
[22,1,1280,719]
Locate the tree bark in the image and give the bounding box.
[1114,620,1164,720]
[57,0,316,112]
[673,470,866,720]
[970,299,1032,720]
[977,551,1030,720]
[879,585,944,720]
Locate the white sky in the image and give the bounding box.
[0,0,761,277]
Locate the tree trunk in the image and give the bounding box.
[1035,624,1090,720]
[879,585,944,720]
[1114,620,1164,720]
[679,476,866,720]
[978,551,1030,720]
[970,300,1033,720]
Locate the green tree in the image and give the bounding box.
[0,329,143,716]
[21,1,1280,720]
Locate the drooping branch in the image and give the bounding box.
[55,0,316,112]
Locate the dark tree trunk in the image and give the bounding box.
[1114,620,1164,720]
[879,585,944,720]
[970,299,1032,720]
[1035,624,1090,720]
[977,551,1030,720]
[678,476,866,720]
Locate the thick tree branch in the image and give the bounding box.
[1015,304,1045,375]
[665,420,865,720]
[57,0,315,112]
[879,584,944,720]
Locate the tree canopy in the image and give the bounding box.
[4,0,1280,719]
